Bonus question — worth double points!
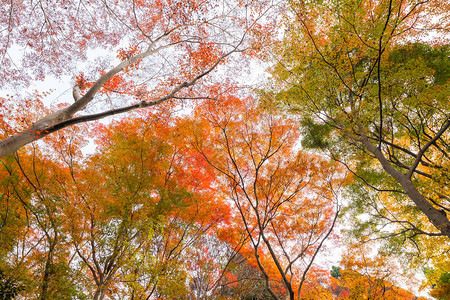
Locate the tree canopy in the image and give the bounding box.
[1,0,448,299]
[268,0,449,261]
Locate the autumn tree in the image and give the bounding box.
[0,109,235,299]
[269,0,449,245]
[66,111,239,299]
[0,0,276,157]
[0,130,90,299]
[327,243,427,300]
[190,95,346,299]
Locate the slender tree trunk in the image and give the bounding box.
[39,258,52,300]
[39,241,56,300]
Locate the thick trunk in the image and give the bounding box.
[0,44,159,159]
[0,131,40,158]
[398,177,450,237]
[361,137,450,238]
[93,287,106,300]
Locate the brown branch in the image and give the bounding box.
[407,119,450,179]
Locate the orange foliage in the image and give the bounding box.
[189,94,347,299]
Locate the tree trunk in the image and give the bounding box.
[39,258,51,300]
[39,241,57,300]
[93,286,106,300]
[361,137,450,238]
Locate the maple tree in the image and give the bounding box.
[190,95,347,299]
[0,109,233,299]
[269,0,450,241]
[329,243,426,300]
[0,143,88,299]
[0,0,276,158]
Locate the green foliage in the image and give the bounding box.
[270,0,450,283]
[388,43,450,85]
[331,266,341,279]
[0,270,23,300]
[430,272,450,300]
[300,117,333,149]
